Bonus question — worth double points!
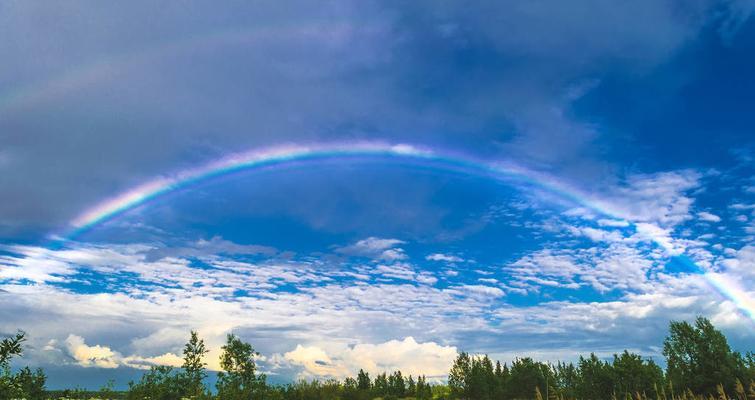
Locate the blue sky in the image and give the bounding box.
[0,1,753,390]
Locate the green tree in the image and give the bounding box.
[14,367,46,400]
[663,317,741,395]
[182,330,209,398]
[407,375,417,397]
[373,372,389,397]
[508,357,549,400]
[0,331,27,400]
[416,375,432,400]
[0,332,25,368]
[448,352,471,398]
[493,361,509,400]
[388,370,406,398]
[553,361,579,399]
[612,351,664,399]
[577,354,613,400]
[357,368,371,390]
[216,333,266,400]
[127,366,186,400]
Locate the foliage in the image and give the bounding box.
[215,333,267,399]
[1,331,46,400]
[663,316,750,395]
[0,316,751,400]
[183,330,210,398]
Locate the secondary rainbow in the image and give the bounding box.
[65,142,754,322]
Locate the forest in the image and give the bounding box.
[1,317,753,400]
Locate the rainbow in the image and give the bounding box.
[64,142,754,322]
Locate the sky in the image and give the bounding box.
[0,0,754,390]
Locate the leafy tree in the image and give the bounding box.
[216,333,266,400]
[388,370,406,398]
[577,354,613,400]
[448,352,471,398]
[407,374,417,397]
[0,332,25,368]
[14,366,46,400]
[612,350,664,399]
[127,366,186,400]
[343,376,360,400]
[182,330,209,398]
[373,372,389,397]
[508,357,549,399]
[357,368,371,390]
[553,361,579,399]
[0,331,27,400]
[416,375,433,400]
[466,354,495,400]
[663,317,741,395]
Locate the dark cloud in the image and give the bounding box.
[0,1,753,239]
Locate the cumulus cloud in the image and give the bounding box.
[281,337,457,379]
[65,335,120,369]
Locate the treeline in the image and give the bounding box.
[1,317,753,400]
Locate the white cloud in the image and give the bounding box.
[336,237,407,261]
[449,285,505,298]
[597,219,630,228]
[65,335,120,369]
[426,253,463,263]
[697,211,721,223]
[596,170,701,228]
[281,337,457,379]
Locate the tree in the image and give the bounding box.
[416,375,433,400]
[0,332,25,368]
[127,366,186,400]
[0,331,27,400]
[508,357,550,400]
[14,367,46,400]
[577,354,613,400]
[613,351,664,399]
[663,317,741,395]
[182,330,209,397]
[373,372,389,397]
[388,370,406,398]
[216,334,266,400]
[357,368,371,390]
[554,361,579,399]
[448,352,471,398]
[407,375,417,397]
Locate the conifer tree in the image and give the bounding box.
[182,330,209,397]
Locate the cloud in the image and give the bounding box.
[64,333,185,370]
[426,253,463,263]
[336,237,407,261]
[597,219,630,228]
[449,285,505,299]
[65,335,120,369]
[697,211,721,223]
[600,170,702,228]
[281,337,457,379]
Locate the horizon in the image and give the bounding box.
[0,1,753,392]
